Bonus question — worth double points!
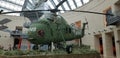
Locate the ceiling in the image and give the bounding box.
[0,0,90,16]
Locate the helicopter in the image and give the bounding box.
[0,0,88,53]
[0,0,115,53]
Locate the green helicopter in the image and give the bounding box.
[27,12,87,53]
[27,13,88,44]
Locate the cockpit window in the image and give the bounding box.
[29,27,36,31]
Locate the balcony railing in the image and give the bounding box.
[107,16,120,25]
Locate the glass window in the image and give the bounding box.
[63,2,70,10]
[58,6,64,13]
[53,0,59,5]
[47,1,54,9]
[68,0,76,10]
[83,0,89,3]
[75,0,82,7]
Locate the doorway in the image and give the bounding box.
[13,38,20,50]
[99,37,103,55]
[112,36,116,57]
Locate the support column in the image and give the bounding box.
[102,33,114,58]
[114,30,120,58]
[51,42,55,52]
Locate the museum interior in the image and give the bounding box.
[0,0,120,58]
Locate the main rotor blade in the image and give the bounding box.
[55,0,67,9]
[71,10,114,16]
[0,10,53,14]
[0,9,113,16]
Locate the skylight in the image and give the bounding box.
[0,0,25,16]
[63,2,70,10]
[47,1,54,9]
[47,0,90,13]
[0,0,90,16]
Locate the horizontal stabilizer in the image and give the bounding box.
[0,18,11,24]
[0,26,8,30]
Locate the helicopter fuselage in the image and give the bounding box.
[28,15,86,44]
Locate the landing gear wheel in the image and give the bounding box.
[66,45,72,54]
[33,45,38,50]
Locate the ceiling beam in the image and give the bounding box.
[80,0,84,5]
[66,0,72,10]
[21,0,29,10]
[0,6,14,11]
[27,0,35,7]
[3,0,22,7]
[73,0,77,8]
[57,0,65,10]
[49,0,56,8]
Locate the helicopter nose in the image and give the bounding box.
[38,30,44,37]
[23,21,31,28]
